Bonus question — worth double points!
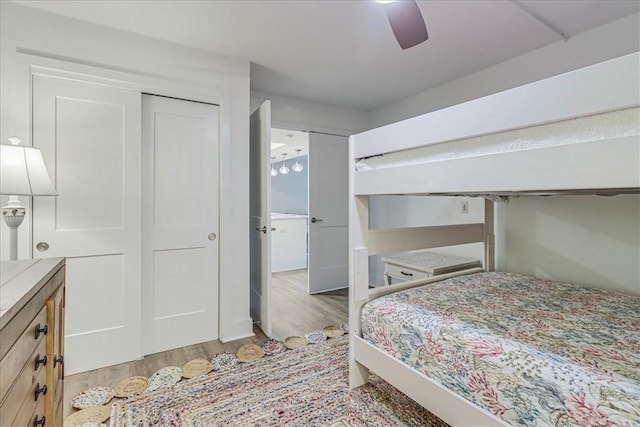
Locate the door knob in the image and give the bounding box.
[36,242,49,252]
[208,233,217,241]
[310,217,323,223]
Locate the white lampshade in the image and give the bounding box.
[1,144,57,196]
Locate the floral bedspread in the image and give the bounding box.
[361,272,640,427]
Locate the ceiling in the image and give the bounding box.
[15,0,640,111]
[271,128,308,161]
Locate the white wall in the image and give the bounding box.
[251,90,370,136]
[371,13,640,128]
[0,2,253,341]
[367,14,640,291]
[505,195,639,295]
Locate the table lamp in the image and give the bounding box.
[1,137,57,260]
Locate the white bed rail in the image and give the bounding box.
[367,267,484,300]
[354,52,639,159]
[355,136,640,196]
[366,223,484,256]
[353,336,508,427]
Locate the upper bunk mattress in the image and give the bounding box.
[356,107,639,171]
[361,272,640,426]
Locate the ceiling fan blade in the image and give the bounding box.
[385,0,428,50]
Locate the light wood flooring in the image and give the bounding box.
[270,269,348,340]
[64,268,348,417]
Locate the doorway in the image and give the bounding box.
[269,128,348,340]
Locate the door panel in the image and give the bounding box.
[64,255,126,334]
[54,97,124,231]
[142,95,219,355]
[249,101,272,337]
[32,75,141,375]
[152,248,205,318]
[308,133,349,294]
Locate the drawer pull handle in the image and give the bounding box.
[34,383,48,400]
[54,354,64,367]
[35,354,47,369]
[400,271,414,276]
[35,323,48,339]
[33,415,46,426]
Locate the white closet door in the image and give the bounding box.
[308,133,349,294]
[32,75,142,375]
[142,95,220,355]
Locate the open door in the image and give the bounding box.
[249,101,272,337]
[308,133,349,293]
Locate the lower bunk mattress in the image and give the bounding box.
[361,272,640,426]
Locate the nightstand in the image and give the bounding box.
[382,250,481,285]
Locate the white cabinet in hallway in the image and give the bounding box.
[271,214,307,272]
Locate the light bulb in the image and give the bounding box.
[279,153,289,175]
[292,148,304,172]
[270,157,278,176]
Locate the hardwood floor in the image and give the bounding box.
[271,269,348,340]
[64,268,348,418]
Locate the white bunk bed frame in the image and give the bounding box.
[348,53,639,427]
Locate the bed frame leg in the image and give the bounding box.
[349,348,369,389]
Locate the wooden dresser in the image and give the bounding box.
[1,258,65,427]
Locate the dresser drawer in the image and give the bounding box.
[10,385,45,427]
[0,306,47,402]
[0,338,47,426]
[385,263,430,281]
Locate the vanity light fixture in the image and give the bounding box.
[292,148,304,173]
[270,157,278,176]
[278,153,290,175]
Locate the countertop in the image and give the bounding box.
[271,213,308,220]
[0,257,65,328]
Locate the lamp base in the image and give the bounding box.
[2,196,26,261]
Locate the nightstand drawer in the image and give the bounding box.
[382,250,481,285]
[385,263,429,281]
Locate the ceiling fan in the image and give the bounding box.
[378,0,429,50]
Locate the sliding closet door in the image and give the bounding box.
[142,95,220,355]
[32,75,142,375]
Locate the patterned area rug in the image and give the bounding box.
[110,336,449,426]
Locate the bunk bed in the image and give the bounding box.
[348,52,640,427]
